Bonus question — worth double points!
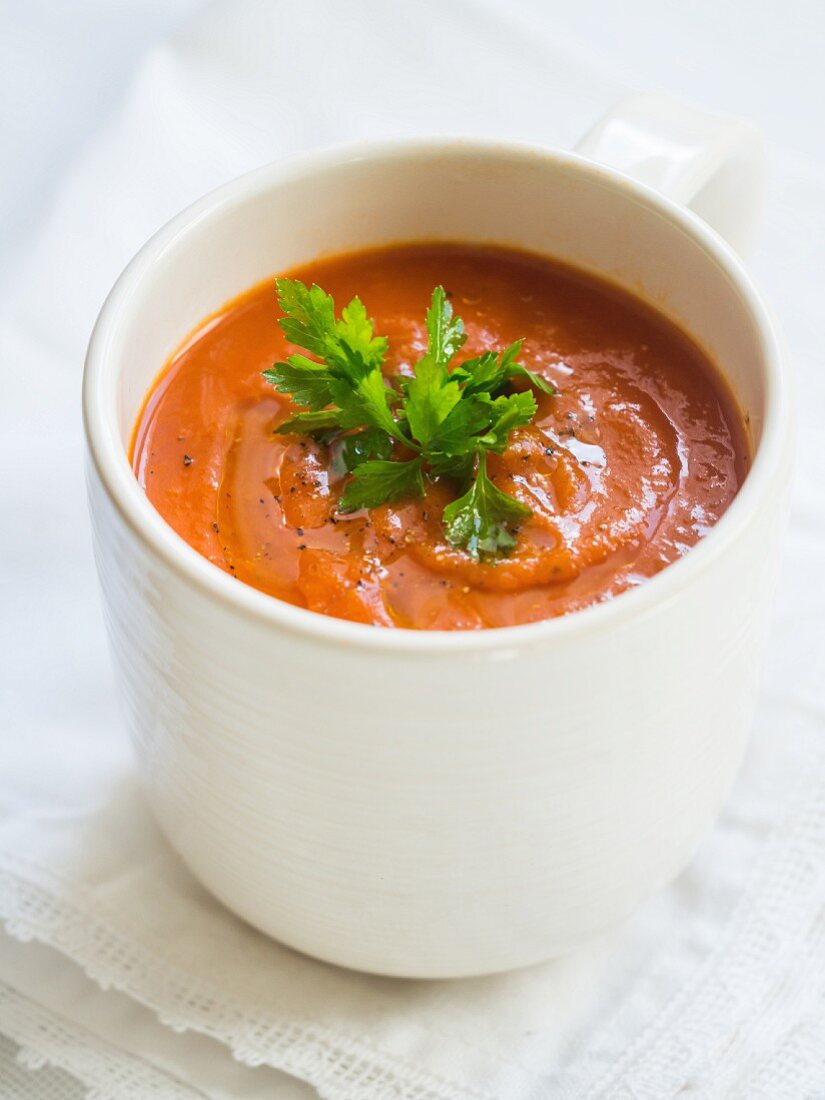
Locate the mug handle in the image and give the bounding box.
[576,94,765,256]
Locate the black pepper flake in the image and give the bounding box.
[183,454,193,466]
[297,543,307,551]
[296,527,304,537]
[289,486,296,494]
[544,447,555,456]
[212,522,220,533]
[259,498,265,504]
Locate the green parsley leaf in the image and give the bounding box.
[341,428,393,471]
[402,286,472,446]
[454,341,521,396]
[275,279,338,362]
[335,296,388,372]
[426,286,466,366]
[450,351,503,395]
[263,356,337,411]
[508,363,558,396]
[270,278,406,442]
[427,451,476,482]
[428,395,493,454]
[276,279,386,383]
[455,340,557,398]
[404,356,462,448]
[478,390,538,452]
[442,453,531,559]
[276,408,344,436]
[339,458,425,511]
[329,372,404,440]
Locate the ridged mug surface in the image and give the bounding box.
[84,136,793,977]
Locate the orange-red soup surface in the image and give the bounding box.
[132,244,749,630]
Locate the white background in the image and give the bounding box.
[2,0,823,270]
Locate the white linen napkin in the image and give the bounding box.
[2,1,825,1097]
[0,934,314,1099]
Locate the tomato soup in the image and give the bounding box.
[132,244,749,630]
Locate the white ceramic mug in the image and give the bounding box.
[84,96,794,978]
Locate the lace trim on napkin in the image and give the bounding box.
[0,982,206,1099]
[0,779,824,1100]
[0,854,485,1100]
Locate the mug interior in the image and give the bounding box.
[108,143,770,454]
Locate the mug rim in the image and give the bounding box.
[83,135,791,655]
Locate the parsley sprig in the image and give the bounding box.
[262,279,557,559]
